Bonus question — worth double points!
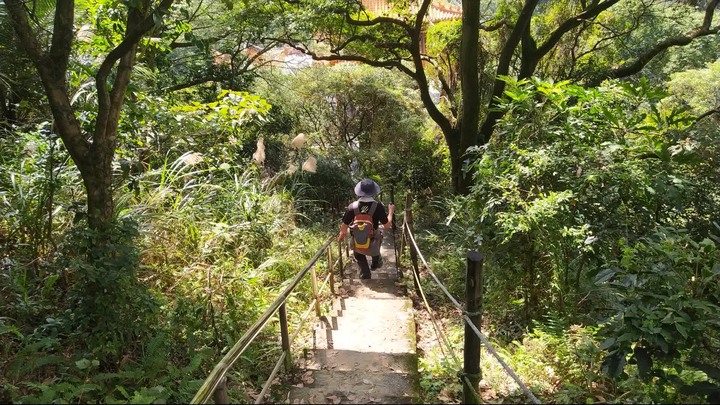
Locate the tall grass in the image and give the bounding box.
[1,140,334,402]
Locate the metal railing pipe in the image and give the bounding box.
[191,236,335,404]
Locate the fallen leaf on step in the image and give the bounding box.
[362,378,373,385]
[481,388,497,401]
[326,395,341,404]
[292,383,303,388]
[301,371,314,384]
[438,388,457,402]
[346,395,356,401]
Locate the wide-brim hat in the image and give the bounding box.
[354,178,381,197]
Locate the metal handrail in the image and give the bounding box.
[191,235,337,404]
[254,256,340,404]
[401,214,541,404]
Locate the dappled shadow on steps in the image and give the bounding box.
[288,229,420,404]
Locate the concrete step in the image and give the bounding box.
[289,230,419,404]
[301,349,417,374]
[342,262,399,280]
[339,278,407,299]
[288,361,419,404]
[312,297,415,353]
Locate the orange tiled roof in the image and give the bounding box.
[361,0,462,22]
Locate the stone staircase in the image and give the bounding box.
[289,229,420,404]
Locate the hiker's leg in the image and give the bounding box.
[370,229,383,270]
[371,255,382,269]
[354,251,371,278]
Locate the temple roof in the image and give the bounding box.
[361,0,462,22]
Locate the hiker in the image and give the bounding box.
[338,178,395,279]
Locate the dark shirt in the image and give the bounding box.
[342,199,388,228]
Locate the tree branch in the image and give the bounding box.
[96,0,175,145]
[49,0,75,82]
[535,0,620,59]
[693,106,720,124]
[273,39,404,70]
[4,0,91,162]
[480,18,507,32]
[96,0,175,94]
[598,0,719,84]
[344,13,413,35]
[4,0,45,63]
[330,34,385,53]
[480,0,540,144]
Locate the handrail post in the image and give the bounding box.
[279,303,292,371]
[311,264,321,317]
[213,376,229,404]
[390,186,401,277]
[463,252,484,404]
[404,194,421,296]
[328,247,335,295]
[337,239,344,275]
[399,194,409,258]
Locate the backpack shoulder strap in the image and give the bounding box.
[368,201,378,216]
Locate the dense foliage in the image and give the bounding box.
[0,96,334,402]
[426,77,720,402]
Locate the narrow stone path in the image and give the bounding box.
[289,227,420,404]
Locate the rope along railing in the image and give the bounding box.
[191,235,346,404]
[399,194,541,405]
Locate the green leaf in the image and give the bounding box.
[687,361,720,381]
[599,337,616,350]
[76,359,92,370]
[116,385,130,399]
[0,324,23,339]
[152,11,164,28]
[675,322,688,339]
[595,267,619,284]
[601,349,628,379]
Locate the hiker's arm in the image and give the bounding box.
[382,204,396,227]
[338,223,349,240]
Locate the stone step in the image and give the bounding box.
[301,349,417,374]
[342,262,399,280]
[339,278,407,299]
[289,231,419,404]
[288,365,419,404]
[313,297,415,353]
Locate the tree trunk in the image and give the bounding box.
[5,0,174,230]
[83,157,115,231]
[447,133,463,194]
[457,0,481,196]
